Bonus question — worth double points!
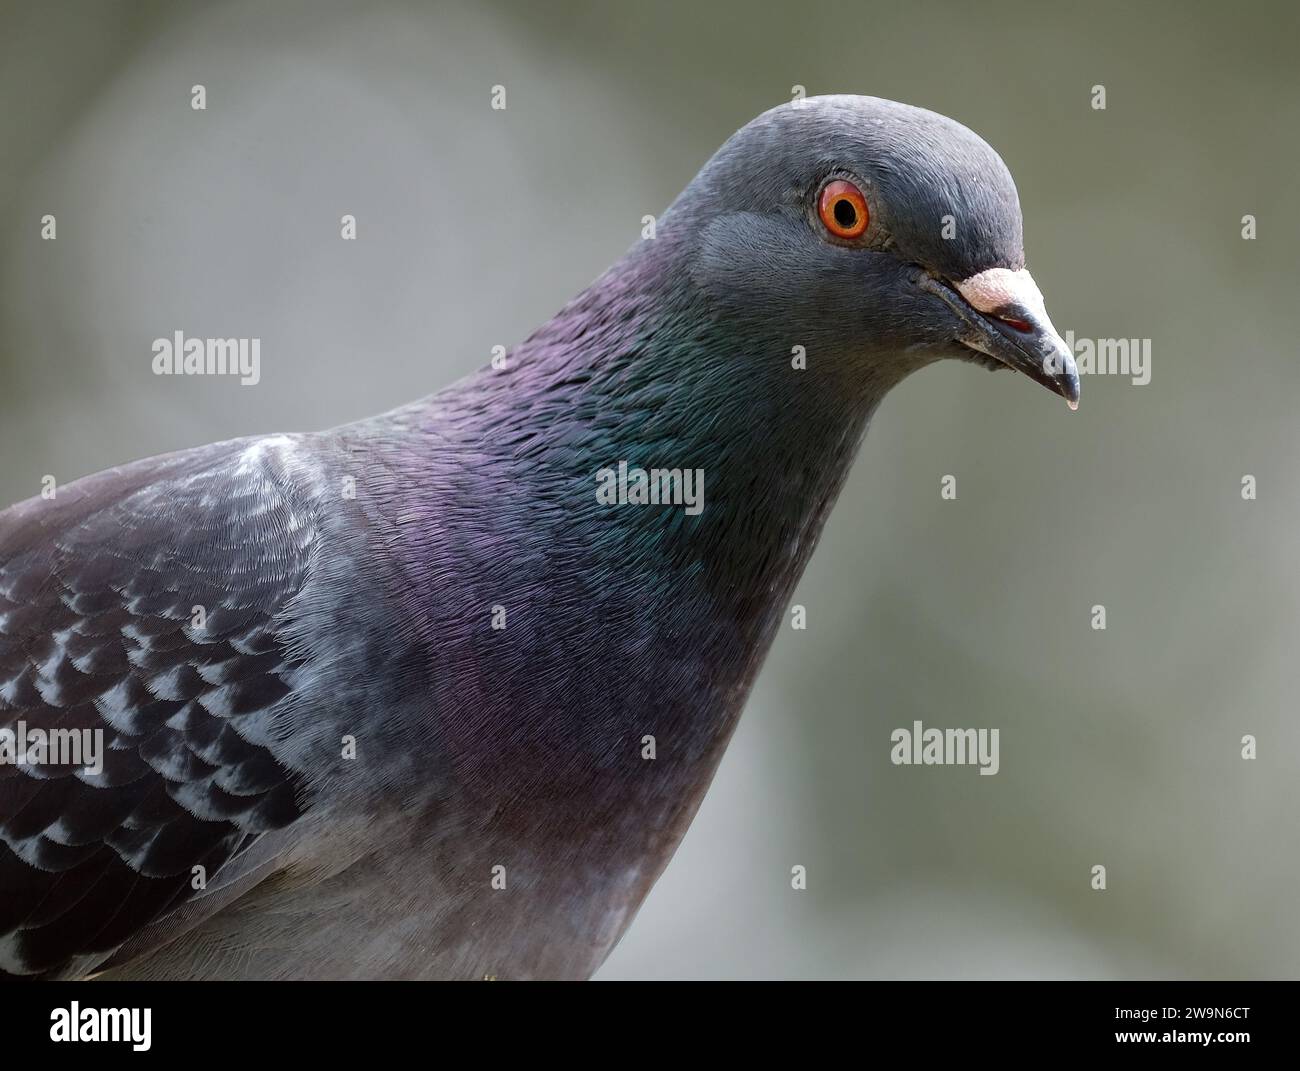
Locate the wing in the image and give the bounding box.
[0,435,317,978]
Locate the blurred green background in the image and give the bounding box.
[2,0,1297,978]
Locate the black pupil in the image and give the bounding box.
[833,198,857,229]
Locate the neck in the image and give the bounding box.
[435,234,890,624]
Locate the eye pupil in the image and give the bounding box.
[833,199,857,229]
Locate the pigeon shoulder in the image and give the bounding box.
[0,430,364,977]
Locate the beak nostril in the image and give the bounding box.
[999,315,1034,333]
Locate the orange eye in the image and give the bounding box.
[818,179,869,239]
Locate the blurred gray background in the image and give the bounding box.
[2,0,1297,978]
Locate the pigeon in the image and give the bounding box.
[0,95,1078,980]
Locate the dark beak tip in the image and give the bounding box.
[1062,374,1081,410]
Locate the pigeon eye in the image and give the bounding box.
[818,179,869,239]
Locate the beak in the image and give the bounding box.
[919,267,1080,410]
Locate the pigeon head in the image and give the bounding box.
[665,94,1079,407]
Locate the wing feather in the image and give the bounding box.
[0,436,317,977]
